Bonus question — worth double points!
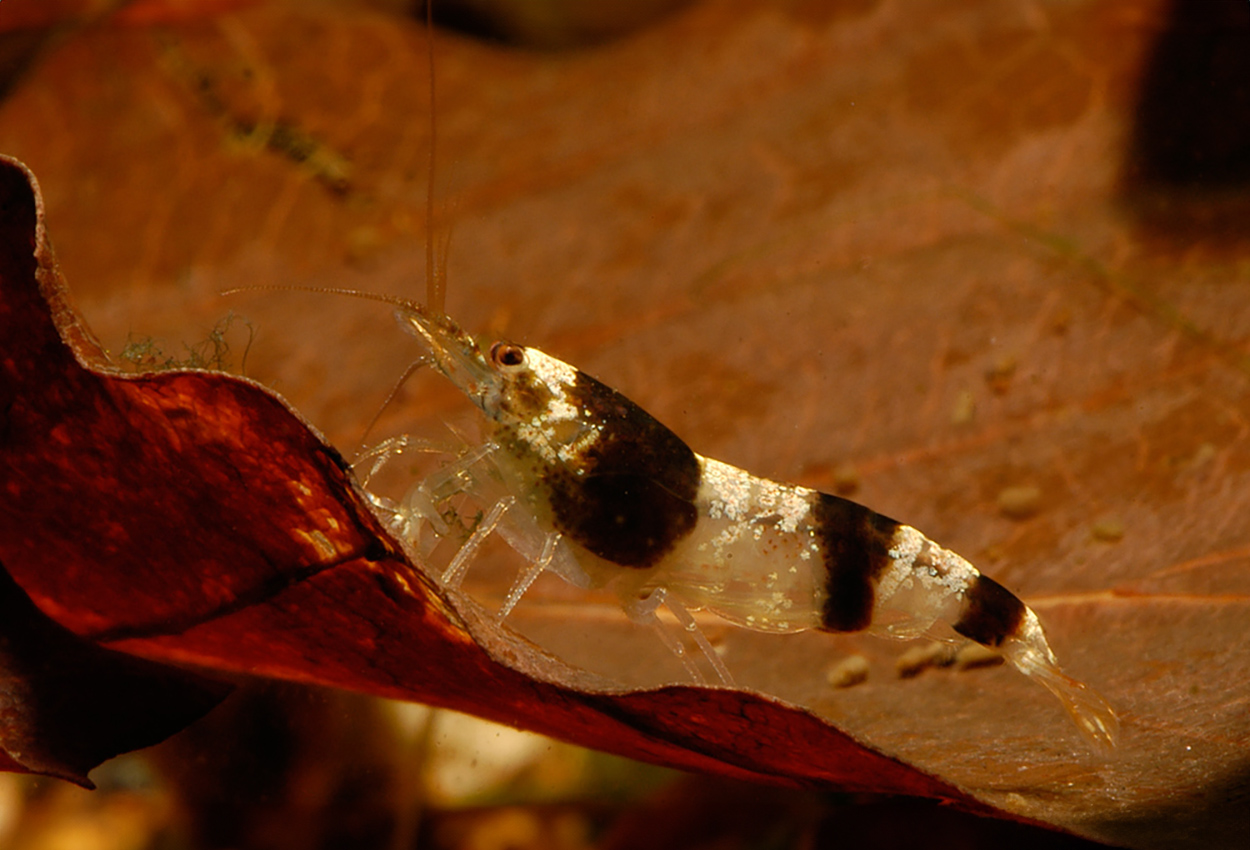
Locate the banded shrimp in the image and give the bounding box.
[282,284,1119,753]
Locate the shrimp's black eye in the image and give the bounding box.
[490,341,526,368]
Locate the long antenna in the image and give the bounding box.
[221,284,418,311]
[424,1,446,316]
[356,356,431,456]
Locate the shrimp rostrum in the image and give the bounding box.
[361,297,1118,751]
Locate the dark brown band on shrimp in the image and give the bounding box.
[953,574,1026,646]
[545,370,700,568]
[812,494,899,632]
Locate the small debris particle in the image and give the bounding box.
[1091,517,1125,543]
[950,389,976,425]
[346,225,385,265]
[997,485,1042,520]
[895,641,956,678]
[985,354,1017,395]
[832,463,860,496]
[117,313,252,373]
[826,654,870,688]
[1190,442,1216,468]
[954,643,1003,670]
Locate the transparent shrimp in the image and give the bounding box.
[350,294,1118,752]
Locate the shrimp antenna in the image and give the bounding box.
[354,356,431,457]
[424,0,446,316]
[221,284,419,311]
[222,283,436,453]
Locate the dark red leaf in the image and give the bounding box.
[0,564,228,787]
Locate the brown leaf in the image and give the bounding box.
[1,1,1248,847]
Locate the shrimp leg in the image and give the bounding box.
[625,588,733,685]
[498,531,562,621]
[442,495,515,587]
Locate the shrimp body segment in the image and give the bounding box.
[380,301,1118,751]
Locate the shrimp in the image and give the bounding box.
[307,5,1117,752]
[342,291,1118,753]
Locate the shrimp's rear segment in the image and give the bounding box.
[384,301,1118,751]
[664,462,1119,751]
[867,523,1120,751]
